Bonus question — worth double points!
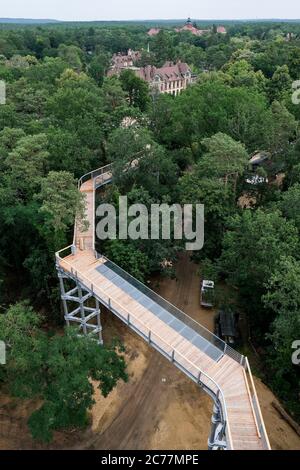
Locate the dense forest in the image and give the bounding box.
[0,21,299,439]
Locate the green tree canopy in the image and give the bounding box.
[35,171,87,251]
[223,59,267,92]
[107,126,177,197]
[219,209,299,333]
[178,173,236,259]
[4,133,48,201]
[262,256,300,414]
[277,183,300,231]
[58,44,83,71]
[120,69,150,112]
[0,302,128,442]
[198,132,249,182]
[160,80,272,151]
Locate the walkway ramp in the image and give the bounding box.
[56,165,271,451]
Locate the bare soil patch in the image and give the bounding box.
[1,253,299,450]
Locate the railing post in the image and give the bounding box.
[208,398,223,450]
[171,350,175,362]
[198,370,201,384]
[148,330,151,344]
[127,313,130,325]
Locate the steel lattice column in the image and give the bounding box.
[57,268,103,345]
[208,399,227,450]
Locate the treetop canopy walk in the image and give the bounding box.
[55,163,271,451]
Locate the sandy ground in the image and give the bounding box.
[1,253,299,450]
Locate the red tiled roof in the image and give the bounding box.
[175,22,226,36]
[175,24,210,36]
[137,62,191,82]
[147,28,161,36]
[112,49,141,67]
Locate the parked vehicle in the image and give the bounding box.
[215,307,239,345]
[200,280,214,308]
[246,174,268,185]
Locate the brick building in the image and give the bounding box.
[147,18,227,37]
[147,28,161,36]
[137,61,194,96]
[108,53,195,96]
[108,49,141,75]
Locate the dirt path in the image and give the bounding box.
[1,253,299,450]
[88,253,300,450]
[254,377,300,450]
[156,252,215,331]
[87,252,214,450]
[88,338,212,450]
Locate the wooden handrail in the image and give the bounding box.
[245,357,271,449]
[242,367,261,438]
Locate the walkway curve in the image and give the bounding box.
[56,164,271,450]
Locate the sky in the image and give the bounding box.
[1,0,299,21]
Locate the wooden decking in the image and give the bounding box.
[56,169,270,451]
[74,180,94,251]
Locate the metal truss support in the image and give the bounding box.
[208,399,227,450]
[57,268,103,345]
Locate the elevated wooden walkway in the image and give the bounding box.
[56,165,271,450]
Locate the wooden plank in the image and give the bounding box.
[56,174,270,451]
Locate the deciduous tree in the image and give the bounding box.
[0,302,128,443]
